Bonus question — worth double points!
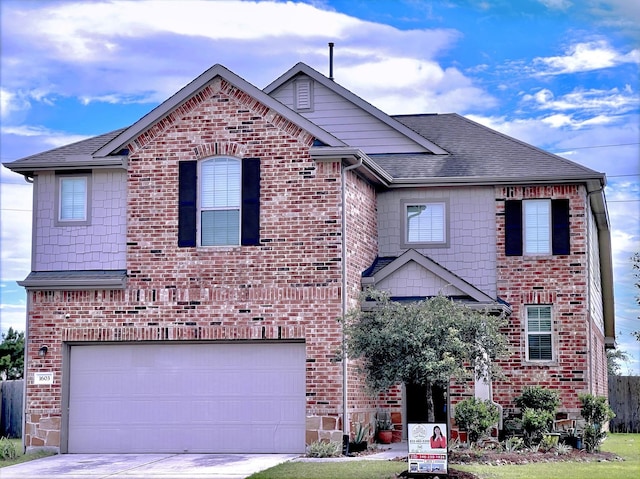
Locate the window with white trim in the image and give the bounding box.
[524,199,551,254]
[199,157,241,246]
[56,174,91,225]
[526,305,553,361]
[404,201,447,246]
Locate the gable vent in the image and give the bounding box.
[294,78,313,111]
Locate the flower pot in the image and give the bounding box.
[377,430,393,444]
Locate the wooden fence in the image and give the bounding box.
[608,376,640,433]
[0,380,23,438]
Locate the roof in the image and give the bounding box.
[18,270,127,290]
[4,128,127,176]
[365,113,607,187]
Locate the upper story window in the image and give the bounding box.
[525,305,553,361]
[178,157,260,248]
[524,199,550,254]
[56,173,91,226]
[505,199,569,256]
[401,200,448,248]
[200,158,241,246]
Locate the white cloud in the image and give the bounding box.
[533,40,639,75]
[0,0,463,113]
[537,0,573,10]
[522,86,639,115]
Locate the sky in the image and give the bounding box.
[1,0,638,372]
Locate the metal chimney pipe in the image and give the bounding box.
[328,42,334,80]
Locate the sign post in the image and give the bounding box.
[408,423,448,476]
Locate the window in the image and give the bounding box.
[56,174,91,226]
[524,199,550,254]
[200,158,241,245]
[526,305,553,361]
[178,157,260,247]
[505,199,569,256]
[402,200,447,247]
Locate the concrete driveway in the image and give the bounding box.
[0,453,298,478]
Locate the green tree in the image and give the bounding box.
[0,328,25,380]
[343,291,507,421]
[607,348,629,376]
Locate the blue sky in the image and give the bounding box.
[1,0,638,372]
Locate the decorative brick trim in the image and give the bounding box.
[521,290,557,304]
[193,141,248,159]
[62,324,306,342]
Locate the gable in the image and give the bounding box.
[265,63,447,155]
[362,249,508,312]
[377,260,467,297]
[93,64,345,158]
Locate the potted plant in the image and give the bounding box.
[376,411,393,444]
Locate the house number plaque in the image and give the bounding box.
[34,372,54,385]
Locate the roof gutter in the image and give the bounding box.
[310,146,393,186]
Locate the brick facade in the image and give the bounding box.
[23,78,378,450]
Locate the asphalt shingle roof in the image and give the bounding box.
[3,128,127,174]
[377,113,604,182]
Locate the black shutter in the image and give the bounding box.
[551,199,570,255]
[504,200,523,256]
[178,161,197,247]
[241,158,261,246]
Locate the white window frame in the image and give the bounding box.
[55,174,91,226]
[524,199,551,254]
[401,199,449,248]
[525,305,554,362]
[198,157,241,246]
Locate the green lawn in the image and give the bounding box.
[0,438,56,468]
[248,434,639,479]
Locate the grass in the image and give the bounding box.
[455,433,639,479]
[248,460,407,479]
[0,438,56,468]
[248,434,639,479]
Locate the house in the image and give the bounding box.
[4,62,614,454]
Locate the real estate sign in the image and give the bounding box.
[408,423,448,475]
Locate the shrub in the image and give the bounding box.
[515,386,560,416]
[306,440,342,458]
[0,437,17,460]
[522,408,555,446]
[579,393,615,453]
[555,442,572,455]
[454,397,500,444]
[503,436,524,452]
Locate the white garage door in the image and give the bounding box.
[67,342,306,453]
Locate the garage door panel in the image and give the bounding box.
[68,342,305,453]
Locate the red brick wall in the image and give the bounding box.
[488,184,601,418]
[22,78,368,449]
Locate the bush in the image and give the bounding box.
[454,397,500,444]
[522,408,555,446]
[579,393,615,453]
[306,440,342,458]
[515,386,560,415]
[0,437,18,460]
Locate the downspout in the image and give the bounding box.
[341,157,362,443]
